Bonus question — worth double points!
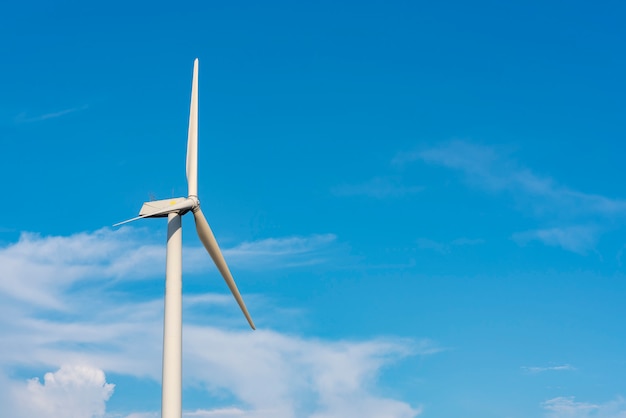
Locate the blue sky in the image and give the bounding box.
[1,1,626,417]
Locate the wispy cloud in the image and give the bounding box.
[0,228,432,418]
[1,308,431,418]
[512,226,599,255]
[183,328,430,418]
[522,364,576,374]
[397,140,626,254]
[0,228,341,309]
[332,176,423,198]
[223,234,339,268]
[0,227,164,309]
[15,105,89,123]
[542,396,626,418]
[397,141,626,217]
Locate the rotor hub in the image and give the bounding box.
[189,195,200,212]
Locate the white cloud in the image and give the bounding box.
[398,140,626,254]
[543,396,626,418]
[223,234,339,268]
[309,397,420,418]
[184,409,246,417]
[7,365,114,418]
[183,327,433,418]
[512,226,598,255]
[401,140,626,217]
[0,228,430,418]
[0,228,341,310]
[0,227,164,309]
[125,413,159,418]
[522,364,576,373]
[15,105,89,123]
[1,318,429,418]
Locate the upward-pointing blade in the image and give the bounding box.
[186,58,199,198]
[193,207,256,330]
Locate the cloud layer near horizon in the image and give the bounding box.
[0,227,429,418]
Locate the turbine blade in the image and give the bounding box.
[186,59,199,197]
[193,208,256,330]
[113,216,144,227]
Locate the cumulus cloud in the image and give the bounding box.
[7,365,114,418]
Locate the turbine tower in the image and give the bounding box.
[115,59,255,418]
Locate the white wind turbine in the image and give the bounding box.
[115,59,255,418]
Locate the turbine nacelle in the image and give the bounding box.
[139,197,199,218]
[114,196,199,226]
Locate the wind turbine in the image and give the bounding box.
[115,59,255,418]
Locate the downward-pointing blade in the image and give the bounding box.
[186,58,199,198]
[193,208,256,329]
